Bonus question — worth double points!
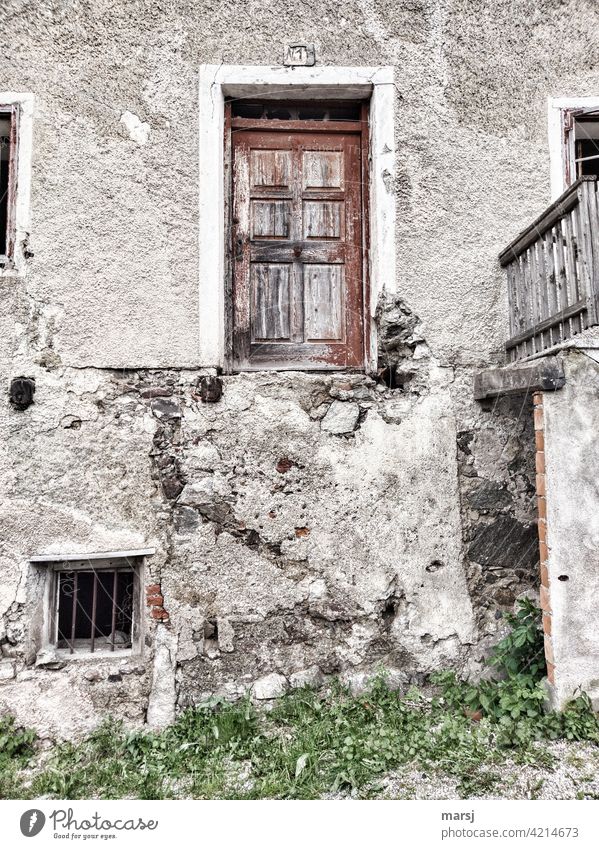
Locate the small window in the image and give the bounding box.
[51,558,139,655]
[230,100,362,122]
[0,106,18,261]
[563,108,599,186]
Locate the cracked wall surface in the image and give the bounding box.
[1,0,586,735]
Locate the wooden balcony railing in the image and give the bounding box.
[500,175,599,362]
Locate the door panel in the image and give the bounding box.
[250,149,292,188]
[251,264,292,341]
[304,265,344,342]
[302,150,344,189]
[251,200,291,239]
[233,129,364,369]
[303,201,344,240]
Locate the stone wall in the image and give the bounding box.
[0,310,543,736]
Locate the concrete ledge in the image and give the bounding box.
[29,548,155,563]
[474,357,565,400]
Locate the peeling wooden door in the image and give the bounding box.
[232,128,365,369]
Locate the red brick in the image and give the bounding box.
[540,562,549,588]
[537,496,547,521]
[542,612,552,636]
[151,607,170,621]
[544,634,555,665]
[276,458,294,474]
[539,540,549,566]
[536,473,546,497]
[146,594,164,607]
[538,519,547,544]
[532,392,544,408]
[534,406,545,430]
[535,428,545,452]
[146,584,161,595]
[546,661,555,685]
[540,584,552,614]
[535,451,546,475]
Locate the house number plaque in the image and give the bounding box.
[284,43,316,66]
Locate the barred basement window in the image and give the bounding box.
[52,558,139,654]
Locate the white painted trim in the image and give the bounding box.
[30,548,155,563]
[0,92,33,276]
[548,96,599,200]
[198,65,396,370]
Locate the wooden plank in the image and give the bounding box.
[498,176,597,266]
[577,182,594,299]
[513,256,525,333]
[232,136,252,367]
[572,198,591,334]
[535,232,551,348]
[303,200,343,239]
[474,357,566,400]
[506,298,588,349]
[251,200,291,238]
[551,221,565,344]
[562,209,578,303]
[528,242,541,352]
[302,150,344,189]
[512,255,526,355]
[231,117,364,133]
[250,149,292,188]
[505,262,519,338]
[583,179,599,324]
[520,250,533,355]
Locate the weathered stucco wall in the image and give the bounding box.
[0,324,539,737]
[5,0,595,734]
[543,351,599,708]
[2,0,599,367]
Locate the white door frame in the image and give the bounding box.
[198,64,396,371]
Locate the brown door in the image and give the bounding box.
[232,129,365,370]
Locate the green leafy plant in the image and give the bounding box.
[0,715,36,763]
[489,597,546,683]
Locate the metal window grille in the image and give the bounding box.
[55,566,135,653]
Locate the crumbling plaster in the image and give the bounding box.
[1,0,591,733]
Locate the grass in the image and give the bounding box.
[1,675,598,800]
[2,602,599,800]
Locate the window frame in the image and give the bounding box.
[40,556,144,659]
[548,96,599,199]
[0,94,33,274]
[0,104,19,264]
[198,65,396,374]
